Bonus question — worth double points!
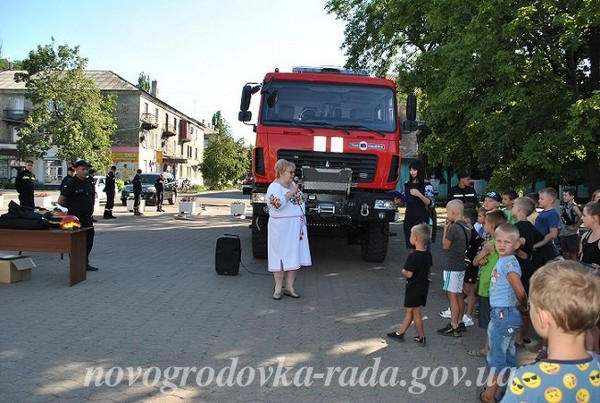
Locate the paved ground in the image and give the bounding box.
[0,191,538,402]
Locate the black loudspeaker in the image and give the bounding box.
[215,234,241,275]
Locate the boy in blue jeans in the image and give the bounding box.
[501,261,600,402]
[480,224,528,403]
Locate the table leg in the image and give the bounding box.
[69,232,87,286]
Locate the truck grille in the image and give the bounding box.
[277,150,377,182]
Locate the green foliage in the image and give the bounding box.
[14,39,116,172]
[115,178,125,192]
[201,111,250,189]
[0,58,23,70]
[183,184,209,193]
[327,0,600,191]
[137,72,150,92]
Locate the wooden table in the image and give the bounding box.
[0,228,90,286]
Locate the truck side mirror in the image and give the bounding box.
[239,110,252,122]
[406,94,417,121]
[240,85,253,113]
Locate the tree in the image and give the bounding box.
[327,0,600,192]
[14,40,116,171]
[200,111,249,188]
[137,72,150,92]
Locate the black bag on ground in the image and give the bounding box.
[0,201,50,229]
[215,234,241,275]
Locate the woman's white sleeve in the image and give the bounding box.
[267,184,288,210]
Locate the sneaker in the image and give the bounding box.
[463,315,475,327]
[436,323,453,334]
[457,322,467,332]
[86,265,99,272]
[439,307,451,318]
[440,327,462,337]
[414,336,427,346]
[386,332,405,342]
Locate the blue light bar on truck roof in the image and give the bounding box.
[291,66,370,76]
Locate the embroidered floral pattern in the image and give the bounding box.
[269,194,282,209]
[289,190,305,205]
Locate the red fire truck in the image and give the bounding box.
[238,67,402,262]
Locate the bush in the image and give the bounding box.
[2,180,15,189]
[181,184,209,193]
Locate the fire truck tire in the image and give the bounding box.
[361,222,389,262]
[252,216,268,259]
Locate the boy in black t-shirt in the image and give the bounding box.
[387,224,432,346]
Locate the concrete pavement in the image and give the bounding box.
[0,191,538,402]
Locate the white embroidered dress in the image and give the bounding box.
[266,181,312,271]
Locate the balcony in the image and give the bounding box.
[140,113,158,130]
[162,122,177,138]
[2,109,29,124]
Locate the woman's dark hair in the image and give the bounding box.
[408,160,426,185]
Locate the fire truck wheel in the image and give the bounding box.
[252,216,268,259]
[361,222,389,262]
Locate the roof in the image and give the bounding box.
[0,70,138,91]
[0,69,207,128]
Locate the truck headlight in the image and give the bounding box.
[374,199,396,210]
[252,193,266,203]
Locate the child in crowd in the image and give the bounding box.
[463,208,485,328]
[525,192,540,225]
[467,210,507,358]
[387,224,432,346]
[512,197,544,347]
[483,191,502,212]
[475,207,487,238]
[580,201,600,353]
[532,188,562,360]
[534,188,560,255]
[438,199,470,337]
[560,188,582,260]
[502,190,519,224]
[479,224,527,403]
[580,201,600,269]
[501,261,600,403]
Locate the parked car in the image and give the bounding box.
[92,175,106,202]
[242,173,254,195]
[120,172,177,206]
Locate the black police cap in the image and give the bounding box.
[73,160,90,168]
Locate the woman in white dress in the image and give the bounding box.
[266,159,312,300]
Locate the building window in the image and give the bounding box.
[144,102,149,113]
[155,107,159,118]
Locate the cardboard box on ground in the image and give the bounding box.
[0,255,36,284]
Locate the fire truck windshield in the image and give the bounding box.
[260,81,397,133]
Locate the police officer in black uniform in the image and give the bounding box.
[447,172,479,208]
[15,159,36,208]
[132,169,143,216]
[103,165,117,219]
[155,173,165,212]
[58,160,98,271]
[61,166,75,191]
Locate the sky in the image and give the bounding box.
[0,0,348,145]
